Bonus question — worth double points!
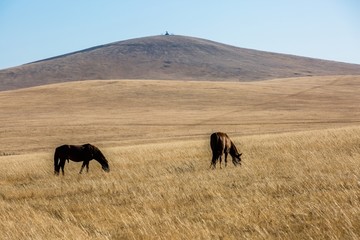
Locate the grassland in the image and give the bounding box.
[0,76,360,239]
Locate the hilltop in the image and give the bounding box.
[1,35,360,90]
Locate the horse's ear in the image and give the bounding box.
[239,153,243,157]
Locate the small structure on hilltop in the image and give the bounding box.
[163,31,174,36]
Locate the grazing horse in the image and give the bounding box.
[54,143,110,175]
[210,132,242,169]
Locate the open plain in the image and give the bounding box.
[0,75,360,239]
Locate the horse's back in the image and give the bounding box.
[210,132,231,153]
[54,144,70,156]
[82,143,93,149]
[211,132,228,151]
[55,144,69,150]
[54,144,90,161]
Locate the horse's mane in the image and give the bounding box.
[95,147,106,160]
[229,141,239,157]
[85,144,107,162]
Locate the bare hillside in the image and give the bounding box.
[1,35,360,90]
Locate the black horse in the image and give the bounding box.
[54,143,110,175]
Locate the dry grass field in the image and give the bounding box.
[0,76,360,239]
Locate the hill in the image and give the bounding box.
[0,76,359,154]
[1,35,360,90]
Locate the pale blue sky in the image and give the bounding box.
[1,0,359,70]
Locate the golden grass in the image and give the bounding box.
[1,75,360,154]
[0,76,360,239]
[0,127,359,239]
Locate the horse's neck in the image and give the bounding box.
[93,151,106,165]
[229,142,238,156]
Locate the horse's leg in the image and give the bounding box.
[210,152,220,169]
[224,152,228,167]
[60,159,66,176]
[86,162,89,173]
[219,154,223,169]
[210,153,216,169]
[54,158,59,175]
[54,158,60,175]
[79,162,86,174]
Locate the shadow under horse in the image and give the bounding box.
[210,132,242,169]
[54,143,110,175]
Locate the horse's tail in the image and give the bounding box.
[54,147,61,175]
[210,133,221,168]
[210,132,219,151]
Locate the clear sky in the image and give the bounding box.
[1,0,360,70]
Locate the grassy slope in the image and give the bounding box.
[0,76,359,154]
[0,76,360,239]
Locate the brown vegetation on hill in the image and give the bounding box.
[0,76,359,154]
[1,35,360,90]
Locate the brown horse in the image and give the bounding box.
[54,143,110,175]
[210,132,242,169]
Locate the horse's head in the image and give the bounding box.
[232,153,242,166]
[94,150,110,172]
[102,160,110,172]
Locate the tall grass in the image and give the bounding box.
[1,126,359,239]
